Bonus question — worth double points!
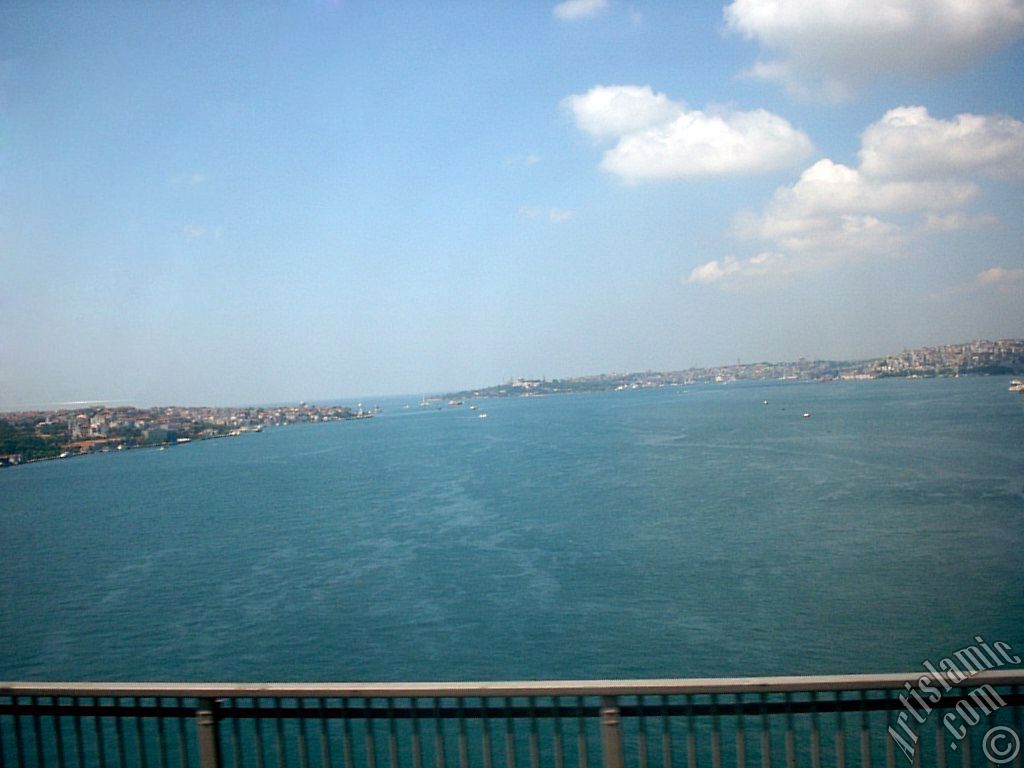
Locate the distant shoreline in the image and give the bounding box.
[444,338,1024,401]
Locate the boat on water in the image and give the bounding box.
[478,413,488,419]
[1010,380,1024,393]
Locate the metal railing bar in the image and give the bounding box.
[480,699,492,768]
[758,693,769,768]
[859,691,871,768]
[636,696,648,768]
[735,696,745,768]
[134,697,147,768]
[552,697,565,768]
[113,697,127,768]
[783,693,794,768]
[297,699,310,768]
[8,671,1024,699]
[387,699,399,768]
[1013,685,1021,768]
[229,700,242,768]
[808,691,820,768]
[273,697,286,768]
[834,692,845,768]
[136,700,149,768]
[933,710,945,768]
[410,699,421,768]
[684,696,695,768]
[175,698,188,768]
[960,688,972,768]
[319,699,333,768]
[576,697,588,768]
[711,694,721,768]
[340,698,353,768]
[94,697,108,768]
[884,691,895,768]
[364,698,376,768]
[503,698,515,768]
[73,696,86,768]
[53,696,66,768]
[456,699,468,768]
[30,697,43,768]
[254,698,267,768]
[528,698,539,768]
[660,695,672,768]
[13,697,26,768]
[434,698,446,768]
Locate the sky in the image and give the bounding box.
[1,0,1023,407]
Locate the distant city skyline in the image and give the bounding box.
[2,1,1023,409]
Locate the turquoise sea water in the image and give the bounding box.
[1,377,1023,682]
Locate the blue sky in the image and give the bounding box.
[2,0,1023,407]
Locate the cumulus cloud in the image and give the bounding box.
[563,85,812,180]
[553,0,609,20]
[562,85,681,140]
[724,0,1024,100]
[692,105,1019,286]
[686,252,791,284]
[859,106,1024,179]
[761,158,977,219]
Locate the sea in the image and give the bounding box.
[2,376,1023,683]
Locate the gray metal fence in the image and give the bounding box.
[2,672,1022,768]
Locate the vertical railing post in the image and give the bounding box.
[196,698,221,768]
[600,696,624,768]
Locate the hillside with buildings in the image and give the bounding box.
[446,338,1024,400]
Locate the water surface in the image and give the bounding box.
[2,377,1022,681]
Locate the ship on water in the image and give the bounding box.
[1010,379,1024,393]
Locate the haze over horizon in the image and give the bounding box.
[2,1,1023,409]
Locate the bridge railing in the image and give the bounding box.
[2,671,1022,768]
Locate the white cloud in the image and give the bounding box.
[752,158,976,220]
[562,85,681,140]
[724,0,1024,100]
[977,266,1024,285]
[695,105,1019,286]
[859,106,1024,179]
[686,252,791,284]
[553,0,609,20]
[563,85,812,181]
[687,258,741,284]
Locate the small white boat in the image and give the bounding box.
[478,413,488,419]
[802,412,811,418]
[1009,380,1024,393]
